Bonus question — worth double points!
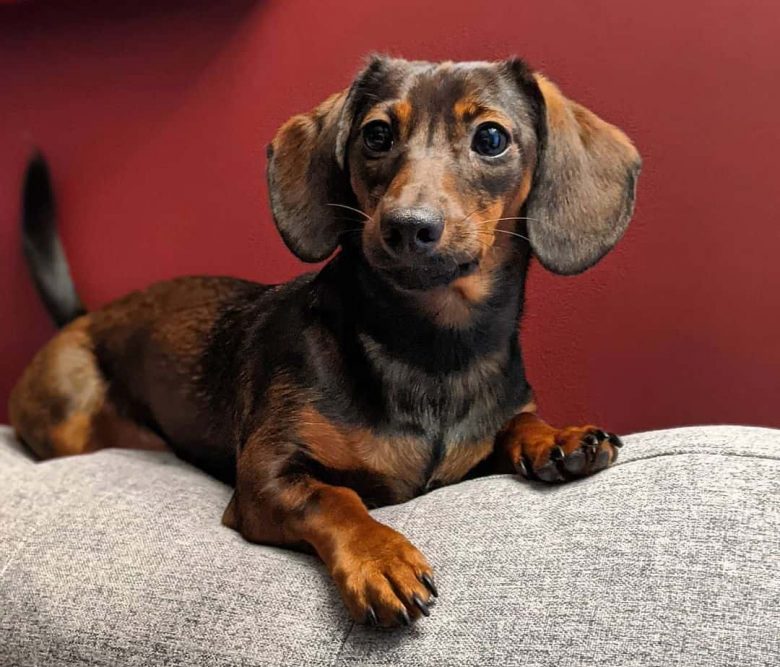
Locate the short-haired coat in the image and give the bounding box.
[10,56,640,627]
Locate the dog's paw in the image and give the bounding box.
[330,523,437,628]
[513,425,623,483]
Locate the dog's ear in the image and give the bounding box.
[266,90,354,262]
[512,63,642,275]
[267,58,389,262]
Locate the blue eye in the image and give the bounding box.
[362,121,394,153]
[472,123,510,157]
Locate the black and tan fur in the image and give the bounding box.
[10,57,640,627]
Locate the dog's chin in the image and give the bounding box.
[374,256,480,291]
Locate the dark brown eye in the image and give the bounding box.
[362,120,393,153]
[472,123,510,157]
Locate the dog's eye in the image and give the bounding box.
[472,123,510,157]
[362,121,394,153]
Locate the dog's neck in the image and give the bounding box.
[315,242,530,373]
[308,244,532,445]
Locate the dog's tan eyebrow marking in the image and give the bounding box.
[453,97,491,124]
[393,100,413,127]
[361,101,415,140]
[453,98,512,128]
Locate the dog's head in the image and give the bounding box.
[267,56,640,290]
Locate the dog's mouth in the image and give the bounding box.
[374,256,480,291]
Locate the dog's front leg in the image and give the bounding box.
[224,467,437,627]
[491,409,624,483]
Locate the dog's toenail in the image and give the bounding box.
[413,594,430,617]
[421,573,438,598]
[550,446,565,461]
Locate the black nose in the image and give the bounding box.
[382,207,444,254]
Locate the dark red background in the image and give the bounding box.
[1,1,778,431]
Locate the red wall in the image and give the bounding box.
[1,0,778,432]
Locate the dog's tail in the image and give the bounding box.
[21,153,86,328]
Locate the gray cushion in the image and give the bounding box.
[1,424,778,666]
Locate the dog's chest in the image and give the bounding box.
[357,333,519,495]
[359,333,513,436]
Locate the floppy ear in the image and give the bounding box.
[523,73,642,275]
[266,90,354,262]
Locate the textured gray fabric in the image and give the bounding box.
[1,424,778,666]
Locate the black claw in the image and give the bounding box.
[583,433,599,447]
[421,573,439,598]
[608,433,624,448]
[398,608,411,626]
[520,455,540,481]
[549,445,565,461]
[517,458,529,478]
[366,606,378,626]
[594,429,608,441]
[412,594,430,617]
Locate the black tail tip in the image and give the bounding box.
[23,150,54,234]
[27,150,47,173]
[20,150,86,328]
[24,150,50,188]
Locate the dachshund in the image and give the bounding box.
[10,56,641,628]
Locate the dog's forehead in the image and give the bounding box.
[363,59,513,113]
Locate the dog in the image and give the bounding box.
[10,56,640,628]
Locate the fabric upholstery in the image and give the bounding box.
[1,425,778,666]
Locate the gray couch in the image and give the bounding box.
[1,424,778,666]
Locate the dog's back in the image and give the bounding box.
[10,154,281,483]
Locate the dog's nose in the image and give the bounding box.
[381,207,444,255]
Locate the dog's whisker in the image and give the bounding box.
[475,229,532,243]
[326,203,372,221]
[475,216,548,226]
[492,229,532,242]
[459,208,481,226]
